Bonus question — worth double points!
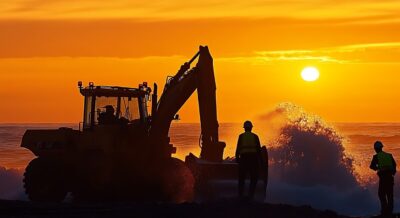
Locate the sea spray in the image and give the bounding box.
[265,103,357,187]
[259,103,378,215]
[0,167,26,200]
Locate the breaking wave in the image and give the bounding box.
[265,103,358,188]
[259,103,380,215]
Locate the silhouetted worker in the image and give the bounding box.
[236,120,262,200]
[370,141,397,216]
[98,105,117,125]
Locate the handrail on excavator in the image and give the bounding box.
[187,50,200,65]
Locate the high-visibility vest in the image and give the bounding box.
[239,132,258,154]
[377,151,393,171]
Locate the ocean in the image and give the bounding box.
[0,122,399,215]
[1,123,399,176]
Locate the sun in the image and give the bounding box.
[301,67,320,82]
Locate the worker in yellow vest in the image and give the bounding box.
[236,120,261,200]
[370,141,397,216]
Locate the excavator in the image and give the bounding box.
[21,46,268,202]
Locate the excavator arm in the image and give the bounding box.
[149,46,226,161]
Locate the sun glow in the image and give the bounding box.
[301,67,320,82]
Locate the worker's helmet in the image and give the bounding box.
[243,120,253,129]
[104,105,115,113]
[374,141,384,150]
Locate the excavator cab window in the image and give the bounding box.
[83,95,143,129]
[119,97,141,122]
[83,96,93,128]
[95,96,119,124]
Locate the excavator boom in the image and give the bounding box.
[149,46,225,161]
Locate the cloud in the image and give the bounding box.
[1,41,399,65]
[334,42,400,52]
[1,0,400,21]
[245,42,400,64]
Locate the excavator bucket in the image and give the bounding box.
[185,146,268,201]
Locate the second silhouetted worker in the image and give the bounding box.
[370,141,397,216]
[236,120,261,200]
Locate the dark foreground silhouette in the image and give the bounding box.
[20,46,268,203]
[0,199,351,218]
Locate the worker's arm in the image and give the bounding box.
[391,155,397,175]
[235,135,242,161]
[255,134,262,153]
[369,155,379,171]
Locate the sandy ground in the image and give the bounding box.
[0,199,354,218]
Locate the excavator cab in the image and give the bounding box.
[78,82,151,129]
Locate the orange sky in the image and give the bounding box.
[1,0,400,123]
